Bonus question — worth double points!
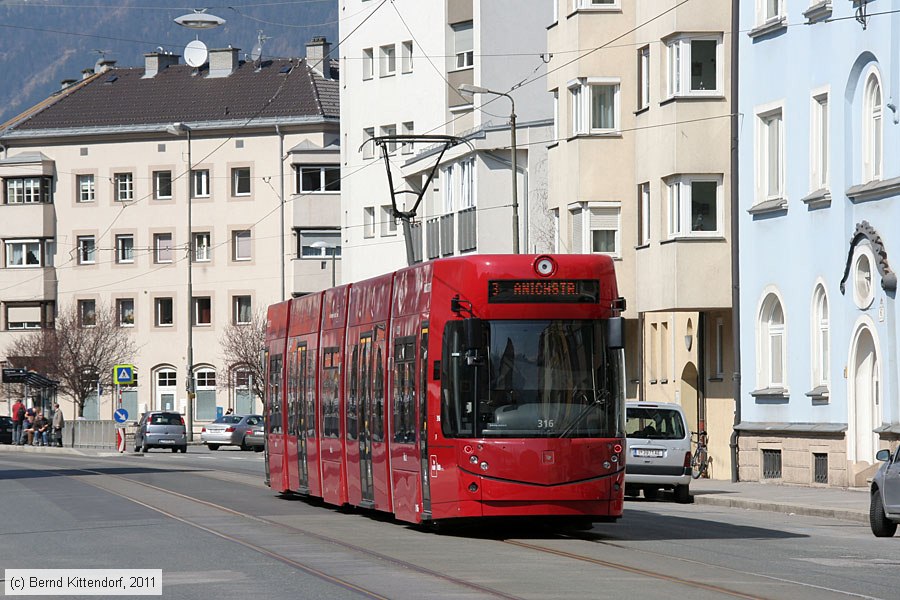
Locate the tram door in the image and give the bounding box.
[419,325,431,517]
[266,352,285,492]
[357,333,375,505]
[288,343,309,492]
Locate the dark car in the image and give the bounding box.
[0,416,13,444]
[135,411,187,453]
[870,447,900,536]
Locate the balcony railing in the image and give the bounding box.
[424,210,473,261]
[458,207,476,252]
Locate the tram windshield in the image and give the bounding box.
[441,319,624,439]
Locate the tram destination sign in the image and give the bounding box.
[487,279,600,304]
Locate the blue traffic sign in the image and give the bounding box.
[114,408,129,423]
[113,364,134,385]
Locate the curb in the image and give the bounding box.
[693,493,869,524]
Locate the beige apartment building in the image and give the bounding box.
[0,40,341,427]
[547,1,734,477]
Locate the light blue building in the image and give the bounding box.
[738,0,898,487]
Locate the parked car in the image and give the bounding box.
[624,401,692,503]
[0,416,13,444]
[201,414,263,451]
[244,422,265,452]
[870,447,900,537]
[135,411,187,453]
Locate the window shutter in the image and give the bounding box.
[7,305,41,323]
[589,207,618,229]
[570,208,583,252]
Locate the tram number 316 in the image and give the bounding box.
[537,419,555,429]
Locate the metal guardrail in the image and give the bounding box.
[60,419,118,449]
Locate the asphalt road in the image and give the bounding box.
[0,449,896,600]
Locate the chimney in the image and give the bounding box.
[60,79,77,90]
[208,47,240,78]
[305,36,332,78]
[97,59,117,73]
[81,68,94,80]
[144,52,180,78]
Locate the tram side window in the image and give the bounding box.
[322,347,340,438]
[420,326,428,445]
[296,345,307,437]
[267,354,283,434]
[287,346,303,436]
[305,349,317,439]
[441,321,478,437]
[393,337,416,444]
[373,345,385,442]
[347,344,359,441]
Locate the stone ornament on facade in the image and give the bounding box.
[839,220,897,295]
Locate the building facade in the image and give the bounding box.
[339,0,553,280]
[738,0,898,486]
[547,0,736,477]
[0,41,340,426]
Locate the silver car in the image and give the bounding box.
[201,414,263,451]
[870,447,900,536]
[624,402,692,503]
[135,411,187,453]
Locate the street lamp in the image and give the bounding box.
[310,240,337,287]
[166,122,194,441]
[458,83,519,254]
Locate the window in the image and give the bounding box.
[114,173,133,202]
[380,124,397,154]
[193,297,211,326]
[757,0,784,23]
[195,369,217,421]
[589,206,620,256]
[756,107,784,202]
[5,177,51,204]
[853,247,875,309]
[5,240,42,267]
[638,182,650,245]
[401,41,413,73]
[810,92,829,191]
[117,298,134,327]
[6,304,44,330]
[193,232,210,262]
[552,90,559,142]
[153,170,172,199]
[362,128,375,160]
[812,285,829,387]
[231,167,251,196]
[154,233,173,263]
[77,236,96,265]
[296,165,340,193]
[401,122,414,154]
[758,293,785,388]
[232,230,251,261]
[576,0,618,7]
[77,175,95,203]
[155,297,174,327]
[863,70,883,183]
[116,235,134,264]
[233,295,252,325]
[638,46,650,110]
[192,169,210,198]
[362,47,373,79]
[714,317,725,379]
[78,299,96,327]
[298,230,341,258]
[452,21,474,69]
[667,177,721,237]
[569,78,620,135]
[363,207,375,238]
[379,44,396,76]
[380,205,397,236]
[667,37,721,97]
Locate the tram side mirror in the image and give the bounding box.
[607,317,624,350]
[464,317,485,366]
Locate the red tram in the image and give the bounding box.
[264,254,627,525]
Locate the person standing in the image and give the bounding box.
[11,398,25,445]
[51,403,65,447]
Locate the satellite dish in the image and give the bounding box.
[184,40,208,68]
[250,44,262,63]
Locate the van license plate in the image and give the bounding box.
[633,449,664,458]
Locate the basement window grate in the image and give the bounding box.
[813,453,828,484]
[762,449,782,479]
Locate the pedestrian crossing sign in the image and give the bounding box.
[113,364,134,385]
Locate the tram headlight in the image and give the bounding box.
[470,455,479,464]
[480,461,489,471]
[610,455,618,463]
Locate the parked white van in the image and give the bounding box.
[624,402,692,503]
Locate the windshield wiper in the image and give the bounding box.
[557,390,608,438]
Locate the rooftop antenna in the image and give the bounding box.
[92,48,111,71]
[249,30,269,66]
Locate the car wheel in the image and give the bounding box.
[674,484,691,504]
[643,487,659,501]
[870,489,898,537]
[253,446,264,453]
[241,436,252,451]
[208,444,219,451]
[171,447,178,453]
[179,446,187,453]
[142,445,149,453]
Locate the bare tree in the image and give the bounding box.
[219,309,267,403]
[6,303,138,417]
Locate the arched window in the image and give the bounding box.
[863,70,883,182]
[812,285,829,387]
[759,293,785,388]
[155,368,177,412]
[195,368,217,421]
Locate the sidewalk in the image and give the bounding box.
[0,444,872,524]
[690,477,870,524]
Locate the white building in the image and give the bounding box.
[0,39,340,426]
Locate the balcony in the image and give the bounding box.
[0,202,55,238]
[1,266,57,302]
[423,207,477,261]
